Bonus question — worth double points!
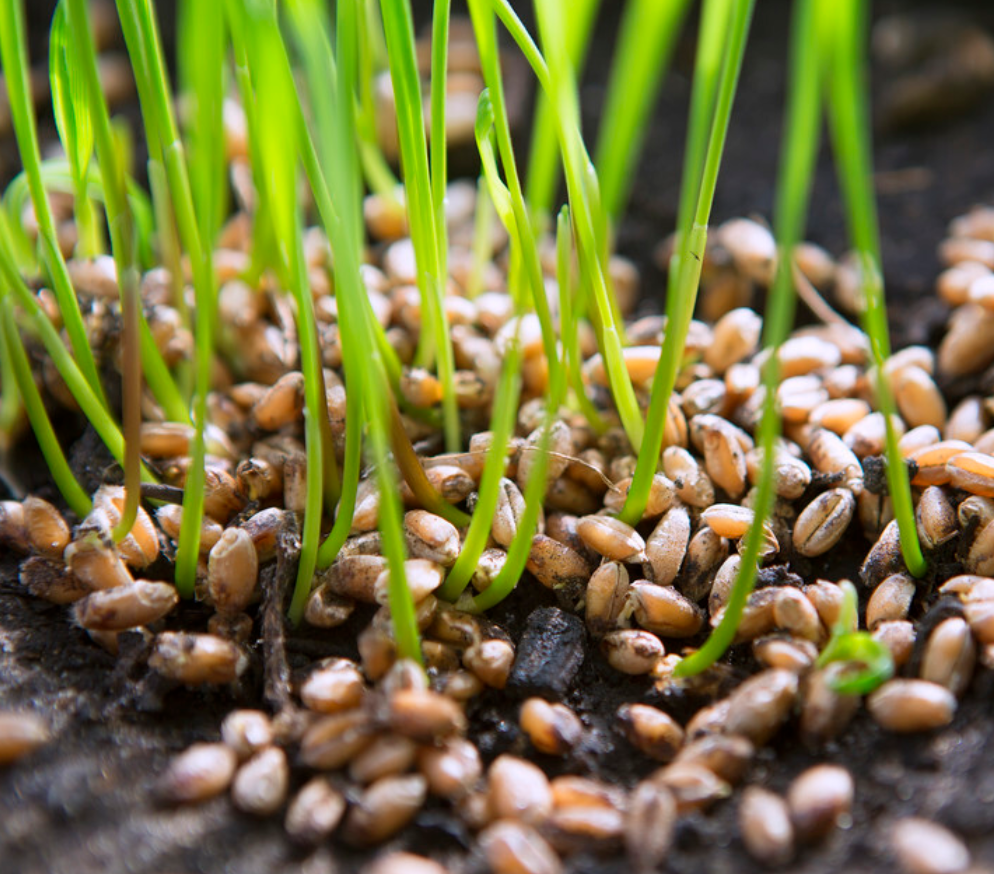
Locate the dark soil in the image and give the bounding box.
[4,2,994,873]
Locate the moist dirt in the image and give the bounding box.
[3,1,994,872]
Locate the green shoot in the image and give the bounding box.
[456,60,565,612]
[321,0,419,659]
[430,0,451,281]
[821,0,926,578]
[275,0,422,654]
[816,580,894,694]
[524,0,600,223]
[178,0,228,245]
[228,0,327,626]
[379,0,461,454]
[0,0,108,408]
[275,0,344,511]
[116,0,217,597]
[467,1,564,427]
[676,0,815,678]
[66,0,149,541]
[524,0,644,452]
[558,213,606,431]
[436,92,532,605]
[0,294,91,518]
[356,0,402,202]
[594,0,691,222]
[620,0,752,527]
[315,337,364,570]
[49,2,102,258]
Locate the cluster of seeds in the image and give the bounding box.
[6,189,994,871]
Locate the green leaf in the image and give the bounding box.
[49,1,94,184]
[474,92,513,225]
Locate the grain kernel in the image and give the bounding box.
[740,786,794,866]
[74,579,178,631]
[617,703,684,762]
[787,764,853,841]
[0,711,49,765]
[159,743,237,803]
[232,746,288,816]
[520,698,583,756]
[890,817,971,874]
[867,679,956,732]
[284,777,345,846]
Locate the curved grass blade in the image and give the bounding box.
[437,335,522,602]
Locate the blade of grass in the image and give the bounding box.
[594,0,691,222]
[272,0,347,510]
[249,0,421,652]
[821,0,926,578]
[0,294,91,518]
[379,0,461,454]
[67,0,163,541]
[676,0,818,677]
[524,0,600,223]
[49,1,102,258]
[521,0,643,451]
[327,0,419,659]
[315,337,364,569]
[463,7,568,612]
[436,92,535,604]
[230,0,328,626]
[0,0,108,408]
[430,0,451,279]
[620,0,752,526]
[356,0,402,202]
[226,2,280,288]
[115,0,217,598]
[178,0,228,246]
[283,0,462,526]
[467,3,562,416]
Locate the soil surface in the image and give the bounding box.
[4,2,994,873]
